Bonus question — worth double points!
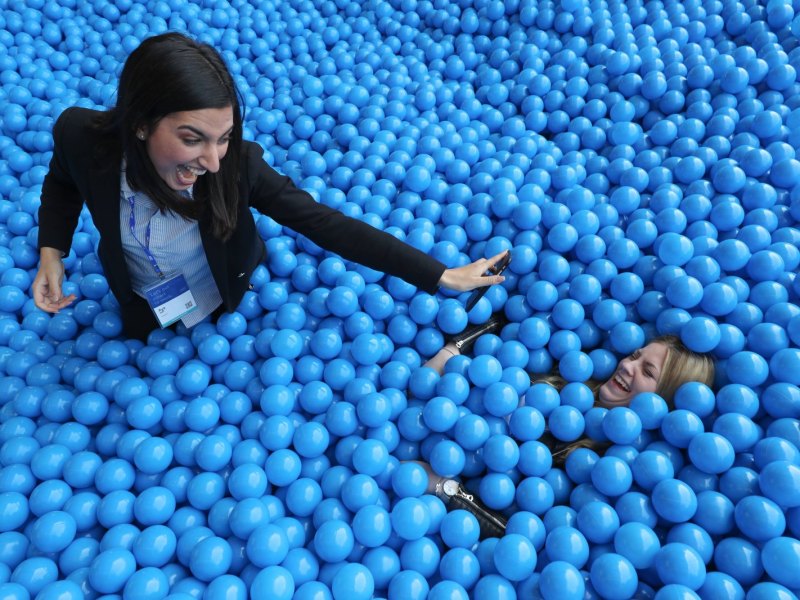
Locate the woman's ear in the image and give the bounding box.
[134,122,150,141]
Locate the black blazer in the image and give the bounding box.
[39,108,446,332]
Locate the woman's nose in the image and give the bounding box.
[619,359,634,375]
[200,144,221,172]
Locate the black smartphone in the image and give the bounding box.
[464,251,512,312]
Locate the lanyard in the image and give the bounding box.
[127,195,165,279]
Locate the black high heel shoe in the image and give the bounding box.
[435,478,508,539]
[449,313,507,354]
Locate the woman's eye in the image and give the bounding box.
[183,138,201,146]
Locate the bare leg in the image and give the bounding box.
[413,460,447,494]
[422,342,460,375]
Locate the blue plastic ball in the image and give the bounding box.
[122,566,168,600]
[734,495,787,542]
[602,408,643,445]
[680,317,721,353]
[313,520,354,562]
[759,460,800,508]
[577,501,619,544]
[331,563,374,600]
[493,534,536,582]
[249,566,295,600]
[591,456,633,498]
[246,524,289,568]
[651,479,698,523]
[88,549,137,594]
[545,526,589,569]
[589,553,638,600]
[614,522,661,570]
[30,510,76,553]
[388,570,429,600]
[538,561,585,600]
[688,433,735,475]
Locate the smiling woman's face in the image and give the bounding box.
[598,342,668,408]
[142,107,234,190]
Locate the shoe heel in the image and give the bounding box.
[450,313,506,353]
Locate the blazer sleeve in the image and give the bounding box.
[242,141,447,294]
[38,107,86,255]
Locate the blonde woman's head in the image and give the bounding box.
[598,335,715,408]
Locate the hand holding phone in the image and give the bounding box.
[464,251,511,312]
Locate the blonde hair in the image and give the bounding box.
[532,334,715,406]
[533,335,715,465]
[650,334,716,405]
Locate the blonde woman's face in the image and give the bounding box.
[598,342,668,408]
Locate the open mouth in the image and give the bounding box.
[612,373,631,393]
[176,164,206,185]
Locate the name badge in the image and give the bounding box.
[143,272,198,328]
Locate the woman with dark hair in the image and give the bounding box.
[33,33,506,339]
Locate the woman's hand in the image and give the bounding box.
[32,247,76,313]
[438,250,509,292]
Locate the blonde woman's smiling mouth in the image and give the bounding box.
[612,373,631,392]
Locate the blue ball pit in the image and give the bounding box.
[1,0,800,596]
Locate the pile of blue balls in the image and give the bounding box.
[2,0,800,598]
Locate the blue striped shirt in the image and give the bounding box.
[119,171,222,328]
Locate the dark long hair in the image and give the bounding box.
[96,32,243,240]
